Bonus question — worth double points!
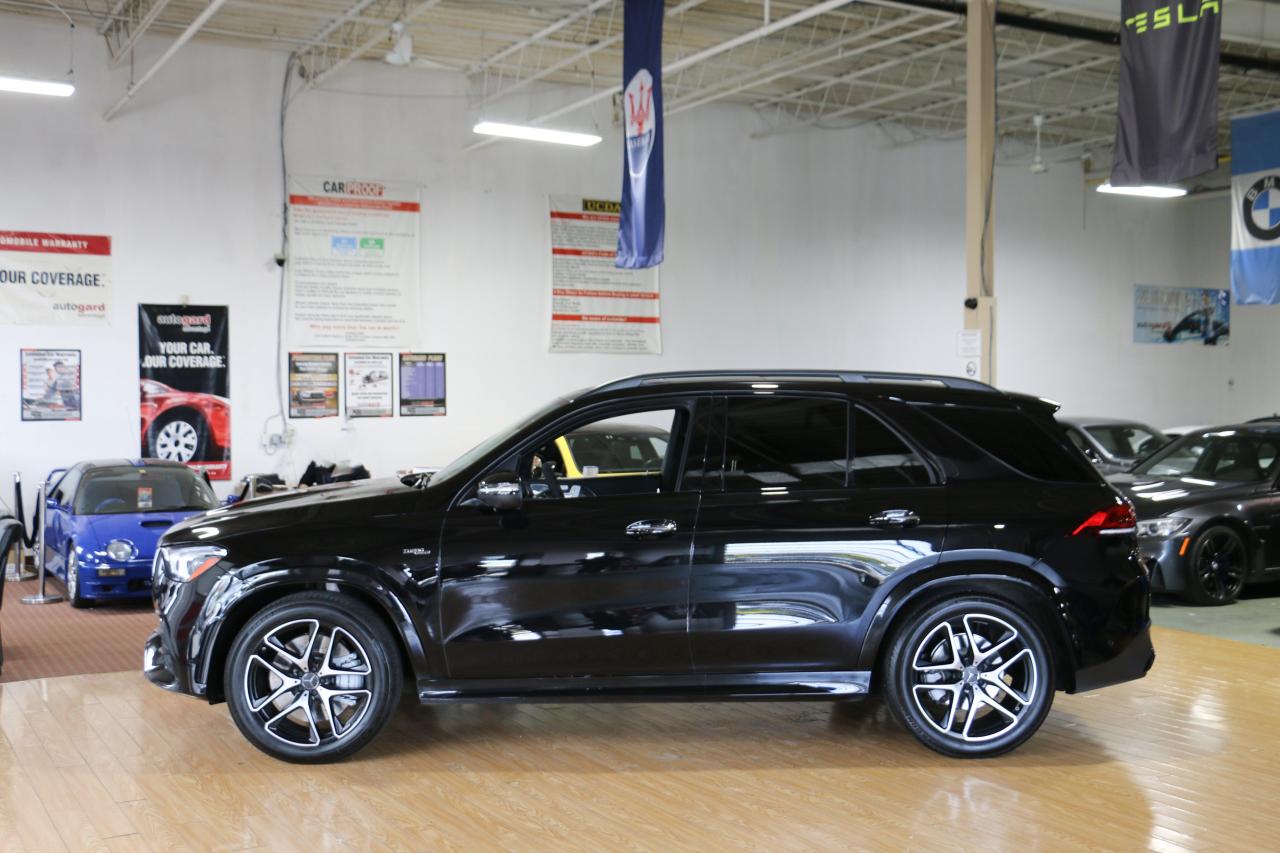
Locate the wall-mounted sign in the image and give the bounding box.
[344,352,394,418]
[0,231,110,325]
[1133,285,1230,346]
[399,353,445,416]
[20,348,81,421]
[549,196,660,354]
[285,176,421,349]
[138,305,232,480]
[289,352,339,418]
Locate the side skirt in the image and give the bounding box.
[417,671,871,704]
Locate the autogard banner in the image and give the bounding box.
[1111,0,1221,185]
[1230,109,1280,305]
[616,0,665,269]
[0,231,110,325]
[138,305,231,480]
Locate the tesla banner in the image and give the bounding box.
[0,231,110,325]
[617,0,664,269]
[285,176,421,349]
[549,196,661,354]
[1230,109,1280,305]
[138,305,231,480]
[1111,0,1221,186]
[1133,284,1229,345]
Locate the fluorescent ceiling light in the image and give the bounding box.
[0,75,74,97]
[1096,182,1187,199]
[473,121,601,147]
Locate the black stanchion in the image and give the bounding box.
[5,473,35,582]
[21,483,63,605]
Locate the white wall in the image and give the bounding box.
[1,15,1272,509]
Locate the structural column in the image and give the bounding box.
[965,0,997,385]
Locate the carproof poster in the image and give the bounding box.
[286,176,421,349]
[399,353,445,416]
[289,353,339,418]
[1133,285,1230,345]
[344,352,393,418]
[0,231,110,325]
[20,348,81,421]
[549,196,661,354]
[138,305,231,479]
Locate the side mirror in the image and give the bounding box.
[477,472,522,512]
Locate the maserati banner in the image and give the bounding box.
[138,305,232,480]
[1111,0,1221,185]
[617,0,664,269]
[1230,109,1280,305]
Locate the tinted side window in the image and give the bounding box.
[723,397,848,491]
[922,404,1096,483]
[853,409,930,487]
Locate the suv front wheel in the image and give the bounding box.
[225,592,402,763]
[884,597,1055,758]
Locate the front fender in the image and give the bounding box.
[192,559,436,699]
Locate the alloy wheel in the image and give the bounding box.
[242,618,375,749]
[908,613,1039,743]
[1196,530,1246,602]
[155,419,200,462]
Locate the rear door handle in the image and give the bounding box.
[869,509,920,529]
[626,519,679,538]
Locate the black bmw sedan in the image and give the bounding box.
[1110,422,1280,605]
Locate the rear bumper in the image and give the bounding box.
[1071,623,1155,692]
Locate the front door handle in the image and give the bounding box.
[626,519,679,538]
[869,509,920,529]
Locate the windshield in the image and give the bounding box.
[425,394,576,486]
[1132,430,1280,482]
[1083,423,1166,459]
[73,466,219,515]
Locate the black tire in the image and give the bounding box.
[1182,525,1248,606]
[224,591,402,763]
[884,596,1055,758]
[66,543,90,609]
[147,411,208,463]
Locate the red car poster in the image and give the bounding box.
[138,305,231,479]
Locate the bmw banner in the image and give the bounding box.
[617,0,664,269]
[1111,0,1221,186]
[1231,110,1280,305]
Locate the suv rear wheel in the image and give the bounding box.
[225,592,402,763]
[884,597,1054,758]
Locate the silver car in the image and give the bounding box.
[1060,416,1169,475]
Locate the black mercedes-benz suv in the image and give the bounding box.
[145,371,1153,762]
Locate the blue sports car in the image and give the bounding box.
[42,460,220,607]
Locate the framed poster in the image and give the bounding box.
[344,352,393,418]
[1133,285,1230,345]
[20,348,81,421]
[138,305,231,479]
[288,353,339,418]
[399,353,446,416]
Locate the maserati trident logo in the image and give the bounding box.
[1244,175,1280,242]
[624,68,655,179]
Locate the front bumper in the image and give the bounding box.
[1138,536,1191,593]
[1073,623,1155,692]
[79,560,154,599]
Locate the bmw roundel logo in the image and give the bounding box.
[1244,175,1280,241]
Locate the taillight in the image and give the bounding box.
[1072,502,1137,536]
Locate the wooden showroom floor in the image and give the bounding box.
[1,627,1277,852]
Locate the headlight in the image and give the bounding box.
[1136,517,1194,539]
[158,544,227,581]
[106,539,137,562]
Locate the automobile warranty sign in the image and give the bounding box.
[0,231,111,325]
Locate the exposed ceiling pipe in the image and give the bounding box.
[103,0,230,120]
[468,0,614,75]
[468,0,858,152]
[106,0,177,67]
[303,0,445,90]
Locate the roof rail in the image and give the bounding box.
[587,370,997,396]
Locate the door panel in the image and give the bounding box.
[439,492,698,678]
[689,487,946,673]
